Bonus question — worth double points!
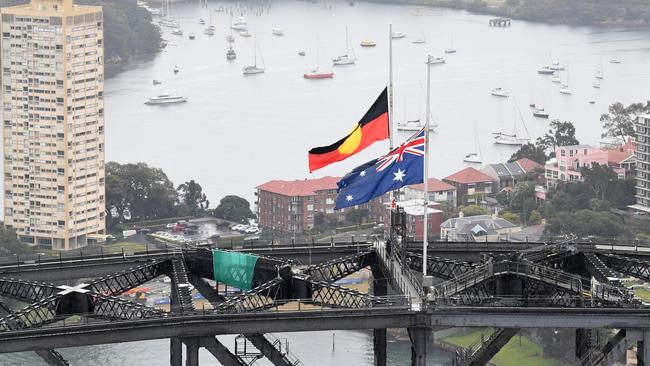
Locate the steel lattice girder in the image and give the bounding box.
[303,251,375,283]
[0,278,59,303]
[406,253,475,280]
[0,295,60,331]
[91,293,165,320]
[87,259,168,296]
[456,328,520,366]
[214,278,284,313]
[304,279,390,309]
[597,253,650,282]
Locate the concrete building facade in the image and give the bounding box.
[1,0,106,249]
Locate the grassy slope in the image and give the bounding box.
[444,328,562,366]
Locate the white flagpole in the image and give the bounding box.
[388,23,394,152]
[423,54,432,278]
[388,23,395,205]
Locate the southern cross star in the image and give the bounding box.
[346,194,354,201]
[360,171,366,177]
[393,168,406,182]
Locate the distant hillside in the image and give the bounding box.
[387,0,650,26]
[0,0,161,64]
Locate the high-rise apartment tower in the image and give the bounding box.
[1,0,105,249]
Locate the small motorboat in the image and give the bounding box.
[412,37,426,44]
[272,28,284,36]
[537,67,554,75]
[428,56,446,64]
[188,33,195,40]
[589,100,596,104]
[491,87,509,98]
[532,108,549,118]
[173,65,179,74]
[529,102,536,108]
[444,48,457,54]
[298,50,306,56]
[239,30,252,37]
[609,57,621,64]
[360,39,376,47]
[559,84,572,95]
[152,79,162,85]
[592,82,601,89]
[198,19,205,25]
[171,28,183,36]
[391,31,406,39]
[463,153,481,164]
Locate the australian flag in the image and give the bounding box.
[335,128,425,210]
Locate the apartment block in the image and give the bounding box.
[632,114,650,213]
[1,0,106,249]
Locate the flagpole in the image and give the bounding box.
[423,54,432,279]
[388,23,394,152]
[388,23,395,205]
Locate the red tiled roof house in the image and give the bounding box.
[442,167,495,206]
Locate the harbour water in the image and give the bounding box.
[102,0,650,205]
[2,1,650,364]
[0,331,451,365]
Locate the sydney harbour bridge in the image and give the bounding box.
[1,209,650,366]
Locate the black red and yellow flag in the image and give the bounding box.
[308,87,389,172]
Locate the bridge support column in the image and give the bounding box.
[170,338,182,366]
[636,330,650,366]
[408,327,430,366]
[575,328,593,361]
[185,338,199,366]
[372,271,388,366]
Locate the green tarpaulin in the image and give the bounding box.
[212,250,259,290]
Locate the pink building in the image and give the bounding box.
[545,145,625,187]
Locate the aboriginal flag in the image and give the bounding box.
[308,88,390,173]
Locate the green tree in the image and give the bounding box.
[177,180,209,216]
[600,102,638,143]
[536,120,579,156]
[499,211,520,224]
[461,205,487,217]
[581,163,618,201]
[0,223,32,255]
[105,162,179,224]
[508,143,548,165]
[544,209,630,238]
[0,0,161,64]
[212,195,255,223]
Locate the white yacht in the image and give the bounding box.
[272,28,284,36]
[204,25,215,36]
[549,62,565,71]
[239,30,252,37]
[391,31,406,39]
[559,84,572,95]
[171,28,183,36]
[491,87,509,97]
[464,125,482,163]
[592,82,601,89]
[231,23,248,31]
[243,38,265,75]
[537,67,554,75]
[226,35,235,42]
[198,18,205,25]
[492,132,529,145]
[595,69,603,79]
[412,37,426,44]
[551,73,561,83]
[609,57,621,64]
[429,56,445,64]
[144,92,187,105]
[397,119,436,131]
[333,27,356,66]
[532,108,549,118]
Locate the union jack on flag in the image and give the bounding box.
[335,128,426,210]
[376,128,426,172]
